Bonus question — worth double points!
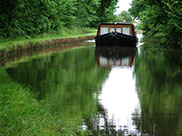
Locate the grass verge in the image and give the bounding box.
[0,68,69,136]
[0,27,97,50]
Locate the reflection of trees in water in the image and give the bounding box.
[133,48,182,136]
[131,108,141,132]
[83,104,139,136]
[132,104,182,136]
[83,104,123,136]
[6,46,112,134]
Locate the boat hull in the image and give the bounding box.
[95,32,137,47]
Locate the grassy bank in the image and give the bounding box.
[0,27,97,50]
[0,68,68,136]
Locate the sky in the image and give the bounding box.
[115,0,133,14]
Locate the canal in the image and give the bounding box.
[3,34,182,136]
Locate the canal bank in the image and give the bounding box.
[0,28,96,59]
[0,45,110,136]
[0,67,66,135]
[0,29,96,136]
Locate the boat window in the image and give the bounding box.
[109,58,114,65]
[100,56,108,66]
[122,58,129,66]
[115,59,121,66]
[101,27,109,35]
[123,27,130,35]
[116,27,121,33]
[110,27,115,32]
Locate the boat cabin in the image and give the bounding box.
[97,23,136,37]
[95,23,137,47]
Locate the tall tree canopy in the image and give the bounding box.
[129,0,182,47]
[0,0,118,38]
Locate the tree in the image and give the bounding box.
[114,10,133,23]
[96,0,118,24]
[129,0,182,47]
[0,0,118,38]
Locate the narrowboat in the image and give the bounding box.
[95,23,138,47]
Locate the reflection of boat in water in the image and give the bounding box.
[95,46,136,68]
[95,23,138,47]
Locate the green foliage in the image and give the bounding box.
[135,23,142,31]
[128,0,146,20]
[97,0,118,23]
[0,27,97,50]
[0,0,118,38]
[129,0,182,47]
[114,10,134,23]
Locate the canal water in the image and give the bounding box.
[4,35,182,136]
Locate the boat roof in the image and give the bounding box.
[99,22,134,26]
